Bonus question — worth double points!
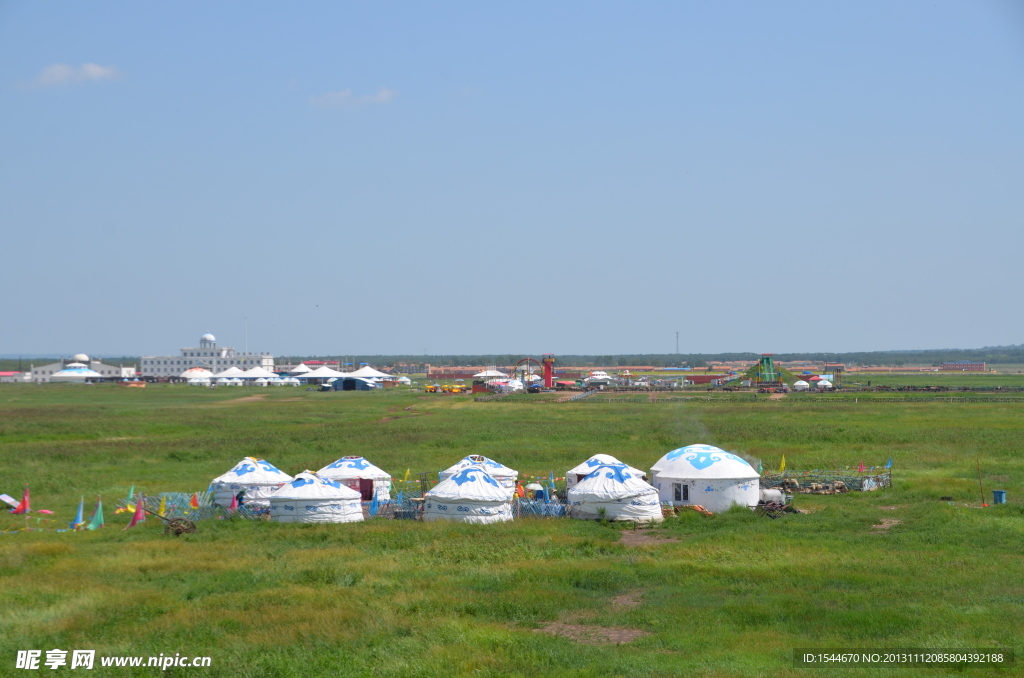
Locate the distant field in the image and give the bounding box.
[1,384,1021,677]
[842,372,1024,387]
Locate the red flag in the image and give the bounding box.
[857,460,865,474]
[189,493,199,509]
[228,493,238,512]
[124,495,146,530]
[10,486,30,514]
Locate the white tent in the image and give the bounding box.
[209,457,294,507]
[213,366,246,379]
[268,471,363,524]
[317,456,392,501]
[289,363,312,375]
[284,377,300,386]
[424,466,513,524]
[229,378,244,386]
[474,369,508,378]
[441,455,518,489]
[300,366,347,379]
[567,464,663,523]
[397,376,412,385]
[348,366,392,379]
[816,380,833,389]
[180,367,214,379]
[650,444,759,513]
[254,377,269,386]
[50,365,104,382]
[566,454,647,489]
[792,380,810,391]
[216,378,231,385]
[241,366,278,379]
[187,377,211,386]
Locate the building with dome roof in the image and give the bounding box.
[29,355,136,383]
[140,332,274,379]
[650,444,760,513]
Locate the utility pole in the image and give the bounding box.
[244,316,248,354]
[676,331,679,355]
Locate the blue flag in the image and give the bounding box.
[69,496,84,529]
[368,490,379,517]
[885,458,893,469]
[395,491,404,505]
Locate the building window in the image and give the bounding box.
[673,483,688,502]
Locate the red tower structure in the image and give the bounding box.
[542,354,555,388]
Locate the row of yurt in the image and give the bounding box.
[792,379,832,391]
[567,464,662,523]
[424,466,514,524]
[210,455,394,507]
[565,454,646,489]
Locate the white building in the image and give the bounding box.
[30,354,136,383]
[140,333,274,379]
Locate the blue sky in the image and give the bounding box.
[2,1,1022,357]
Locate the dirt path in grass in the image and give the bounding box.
[376,404,433,423]
[533,623,649,645]
[619,531,680,547]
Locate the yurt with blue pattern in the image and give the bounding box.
[565,454,647,489]
[268,471,363,524]
[567,464,663,523]
[317,456,392,501]
[209,457,294,508]
[650,444,759,513]
[424,466,514,524]
[440,455,518,489]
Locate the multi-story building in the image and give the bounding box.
[140,333,274,378]
[941,361,986,372]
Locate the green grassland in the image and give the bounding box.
[1,384,1022,677]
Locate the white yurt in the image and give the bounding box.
[317,456,392,501]
[229,378,244,386]
[816,380,833,390]
[567,464,663,523]
[50,363,104,383]
[792,380,810,391]
[440,455,518,489]
[650,444,759,513]
[253,377,268,387]
[180,367,214,380]
[566,454,647,489]
[423,466,514,524]
[268,471,363,524]
[209,457,294,507]
[187,377,211,386]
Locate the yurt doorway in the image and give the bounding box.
[673,483,689,502]
[359,479,375,500]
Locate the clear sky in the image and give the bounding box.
[2,1,1022,357]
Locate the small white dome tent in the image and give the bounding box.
[424,466,513,524]
[268,471,363,524]
[650,444,759,513]
[792,380,810,391]
[209,457,294,508]
[567,465,663,523]
[816,380,833,390]
[317,456,392,501]
[566,454,647,489]
[441,455,518,489]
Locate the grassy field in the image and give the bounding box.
[1,384,1021,677]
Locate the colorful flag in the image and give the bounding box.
[368,490,379,517]
[158,494,167,517]
[70,496,85,529]
[124,495,146,530]
[778,456,786,473]
[402,469,410,483]
[857,460,865,474]
[395,491,404,505]
[189,493,199,509]
[885,458,893,469]
[10,486,30,514]
[758,460,764,475]
[87,499,105,530]
[228,493,238,512]
[126,485,134,501]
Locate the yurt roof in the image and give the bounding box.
[181,367,214,378]
[650,444,759,480]
[348,366,391,378]
[817,380,833,387]
[443,455,518,479]
[213,366,246,378]
[474,369,508,378]
[793,380,809,386]
[317,456,391,479]
[301,366,347,378]
[52,366,103,377]
[567,454,645,478]
[290,363,312,374]
[212,457,294,485]
[569,464,658,502]
[270,471,360,501]
[427,466,513,502]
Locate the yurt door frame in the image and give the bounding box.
[672,483,689,502]
[359,479,374,500]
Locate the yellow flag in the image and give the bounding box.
[779,455,786,473]
[158,494,166,517]
[402,468,410,483]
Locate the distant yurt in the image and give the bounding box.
[566,454,647,489]
[317,456,392,501]
[650,444,759,513]
[440,455,518,489]
[792,380,810,391]
[816,380,833,390]
[209,457,294,508]
[50,363,104,383]
[268,471,363,524]
[567,464,663,523]
[424,466,513,524]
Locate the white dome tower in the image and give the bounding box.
[200,332,217,348]
[73,353,90,363]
